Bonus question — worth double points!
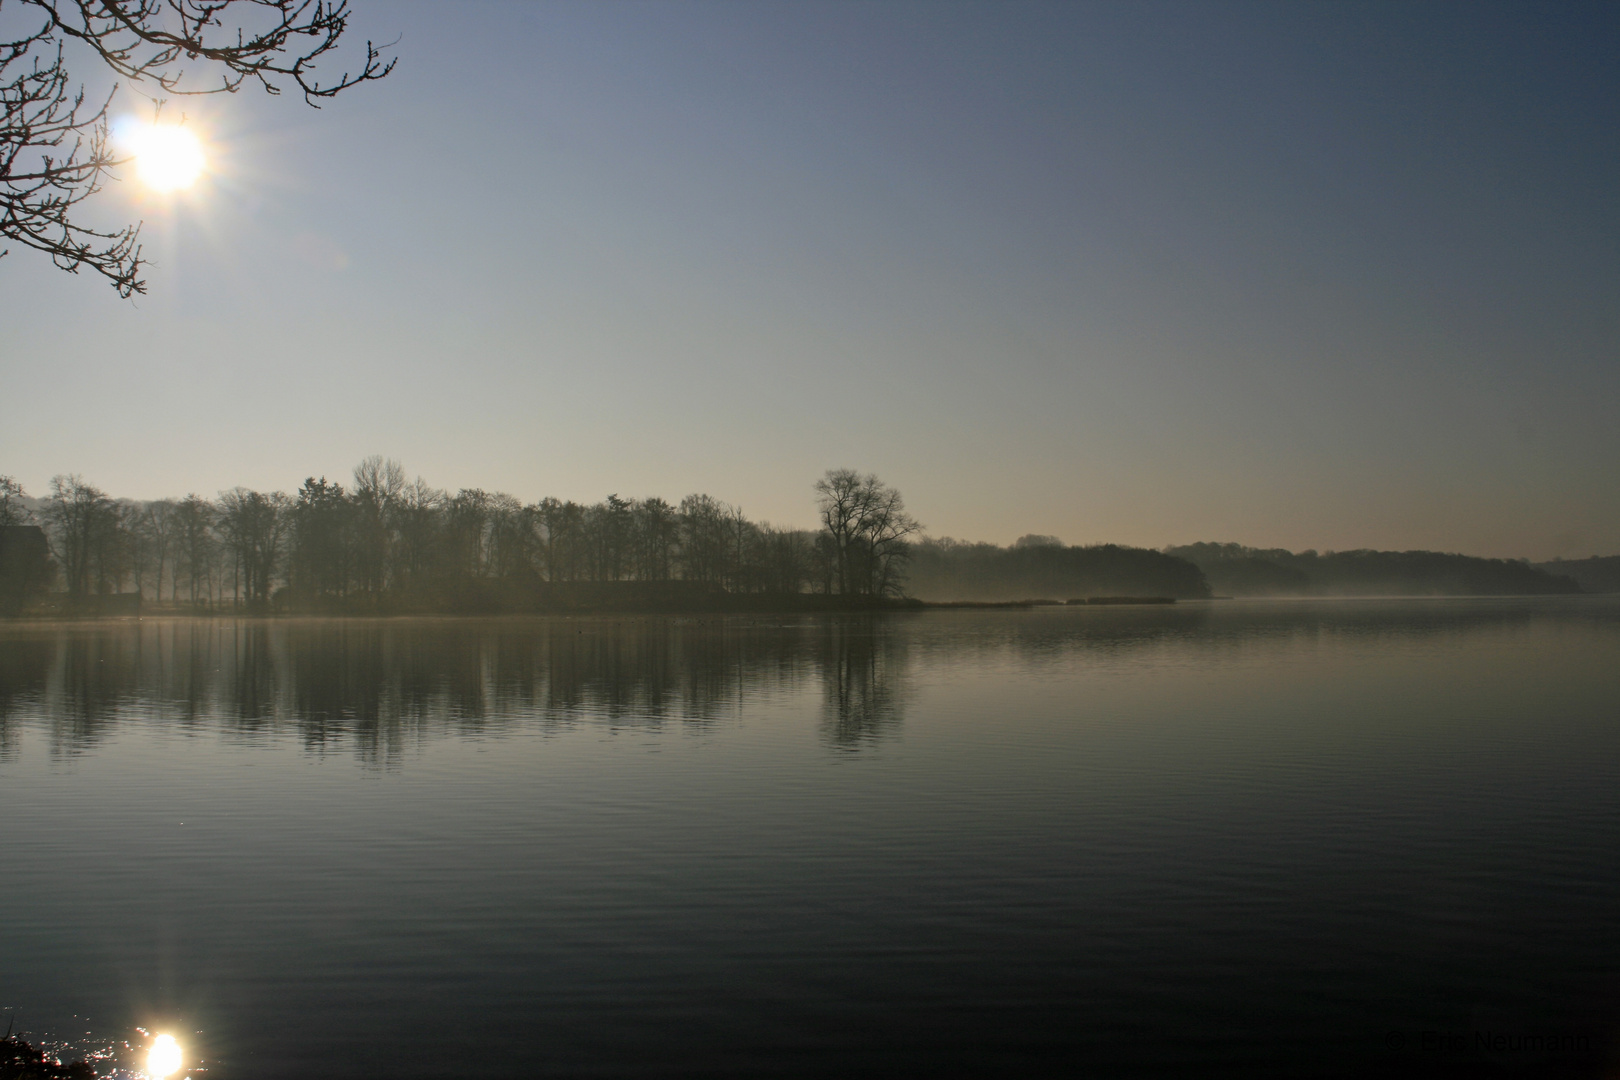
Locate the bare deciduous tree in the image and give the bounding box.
[135,496,178,599]
[0,474,34,524]
[174,491,214,604]
[217,485,286,609]
[814,469,920,596]
[351,455,403,593]
[1,0,393,295]
[393,476,441,588]
[42,472,111,595]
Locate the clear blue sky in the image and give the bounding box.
[2,0,1615,559]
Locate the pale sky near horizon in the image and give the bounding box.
[2,1,1615,560]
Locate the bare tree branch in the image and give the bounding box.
[28,0,395,103]
[0,0,392,295]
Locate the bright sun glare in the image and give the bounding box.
[146,1033,183,1078]
[130,124,205,192]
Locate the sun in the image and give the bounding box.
[146,1032,183,1077]
[129,123,206,192]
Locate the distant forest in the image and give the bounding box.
[1165,543,1585,597]
[0,465,1606,616]
[907,536,1210,601]
[1532,556,1620,595]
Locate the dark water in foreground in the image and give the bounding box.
[1,599,1618,1078]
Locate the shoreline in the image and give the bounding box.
[1,595,1198,621]
[5,594,1608,624]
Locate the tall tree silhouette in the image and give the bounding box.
[814,469,919,596]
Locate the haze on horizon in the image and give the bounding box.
[1,1,1615,562]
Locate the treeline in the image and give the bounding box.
[1167,542,1583,596]
[1532,556,1620,595]
[907,535,1212,601]
[0,464,921,614]
[5,465,1602,613]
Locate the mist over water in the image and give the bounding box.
[2,599,1618,1076]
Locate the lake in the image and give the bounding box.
[2,599,1617,1077]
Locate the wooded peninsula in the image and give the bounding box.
[0,462,1599,616]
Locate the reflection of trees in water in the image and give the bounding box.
[931,600,1603,670]
[230,622,279,728]
[46,631,144,754]
[0,635,53,760]
[1,603,1550,763]
[540,619,815,726]
[818,616,908,749]
[0,617,868,763]
[281,624,446,763]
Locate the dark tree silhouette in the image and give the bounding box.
[1,0,393,295]
[1165,542,1582,597]
[290,476,351,601]
[0,474,32,525]
[11,462,1595,614]
[175,491,215,604]
[42,472,113,595]
[814,469,919,596]
[0,475,53,612]
[7,462,1055,613]
[217,486,287,609]
[908,538,1210,601]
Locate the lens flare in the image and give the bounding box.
[131,125,205,192]
[146,1033,183,1077]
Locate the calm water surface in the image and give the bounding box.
[2,599,1618,1077]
